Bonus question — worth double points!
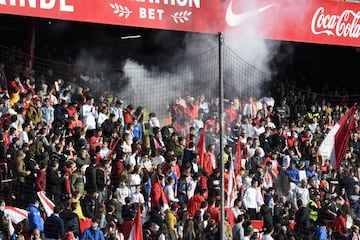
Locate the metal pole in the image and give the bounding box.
[218,32,225,240]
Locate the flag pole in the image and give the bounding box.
[218,32,225,240]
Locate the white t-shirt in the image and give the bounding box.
[131,192,145,204]
[115,186,131,205]
[261,235,274,240]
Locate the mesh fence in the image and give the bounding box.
[1,41,360,121]
[0,43,271,121]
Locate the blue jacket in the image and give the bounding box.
[133,124,143,141]
[315,226,328,240]
[28,204,44,232]
[81,227,105,240]
[286,168,300,185]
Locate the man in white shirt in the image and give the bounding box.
[243,179,262,220]
[114,178,131,205]
[148,112,160,136]
[81,98,98,130]
[131,185,145,205]
[110,100,124,124]
[294,179,310,209]
[191,111,204,132]
[164,176,179,204]
[19,123,31,148]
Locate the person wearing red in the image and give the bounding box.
[319,172,329,199]
[332,209,348,239]
[23,78,35,95]
[287,131,298,149]
[35,161,47,192]
[225,201,235,228]
[206,198,220,223]
[22,92,33,112]
[203,144,216,176]
[225,102,238,124]
[123,104,134,126]
[187,187,206,219]
[110,152,124,186]
[8,75,24,95]
[63,160,76,198]
[121,217,134,240]
[197,169,208,199]
[89,128,103,153]
[151,174,164,210]
[66,101,78,118]
[68,112,83,134]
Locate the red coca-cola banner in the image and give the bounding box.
[0,0,359,47]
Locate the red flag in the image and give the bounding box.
[334,105,356,168]
[128,202,143,240]
[234,136,242,175]
[318,104,357,168]
[150,177,169,212]
[197,129,206,167]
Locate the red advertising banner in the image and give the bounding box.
[0,0,359,47]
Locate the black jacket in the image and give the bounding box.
[294,206,311,235]
[81,194,97,219]
[60,209,81,237]
[44,214,65,239]
[85,164,98,193]
[46,167,63,195]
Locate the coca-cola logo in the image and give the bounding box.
[311,7,360,38]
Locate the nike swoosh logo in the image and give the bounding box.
[226,1,275,27]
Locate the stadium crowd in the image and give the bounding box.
[0,61,359,240]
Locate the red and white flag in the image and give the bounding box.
[37,191,55,217]
[227,158,236,207]
[128,203,143,240]
[5,206,28,235]
[197,129,206,168]
[160,186,169,212]
[5,206,28,224]
[317,104,357,168]
[234,136,243,176]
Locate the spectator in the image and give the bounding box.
[80,218,105,240]
[81,191,99,219]
[84,156,98,194]
[44,205,65,239]
[60,202,81,239]
[294,199,311,240]
[46,159,63,203]
[27,95,43,125]
[28,198,44,233]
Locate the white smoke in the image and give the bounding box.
[118,1,298,115]
[122,59,194,120]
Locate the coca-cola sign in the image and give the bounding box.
[311,7,360,38]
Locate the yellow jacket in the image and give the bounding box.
[9,93,20,108]
[165,209,177,235]
[69,198,86,220]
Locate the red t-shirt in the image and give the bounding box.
[332,215,347,236]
